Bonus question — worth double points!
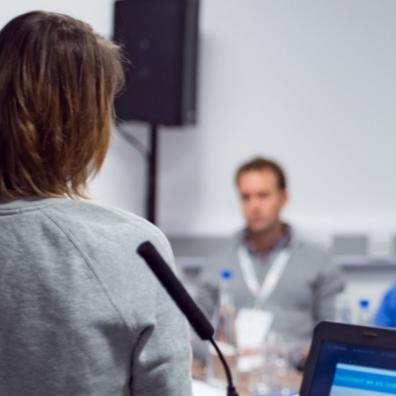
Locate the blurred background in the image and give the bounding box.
[3,0,396,320]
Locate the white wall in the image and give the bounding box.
[1,1,114,37]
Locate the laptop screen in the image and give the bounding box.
[308,341,396,395]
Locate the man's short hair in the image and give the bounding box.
[0,11,124,199]
[235,156,287,190]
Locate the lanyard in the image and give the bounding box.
[238,244,291,306]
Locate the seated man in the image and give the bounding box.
[373,283,396,328]
[194,157,344,362]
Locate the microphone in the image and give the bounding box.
[137,241,239,396]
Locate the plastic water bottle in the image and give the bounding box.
[217,270,236,335]
[208,269,238,385]
[357,299,371,325]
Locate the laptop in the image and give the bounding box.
[300,321,396,396]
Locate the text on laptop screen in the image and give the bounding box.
[308,341,396,396]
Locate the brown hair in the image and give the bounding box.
[0,11,124,199]
[235,156,287,190]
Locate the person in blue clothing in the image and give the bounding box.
[373,283,396,327]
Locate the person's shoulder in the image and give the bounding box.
[385,283,396,302]
[295,237,330,258]
[46,198,145,225]
[47,198,139,221]
[43,199,171,256]
[381,285,396,321]
[291,230,334,268]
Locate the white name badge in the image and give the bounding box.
[236,309,274,350]
[236,308,274,372]
[236,308,274,349]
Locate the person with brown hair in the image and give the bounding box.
[194,156,344,366]
[0,11,192,396]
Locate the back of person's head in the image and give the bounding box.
[0,11,124,199]
[235,156,287,190]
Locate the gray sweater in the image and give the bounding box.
[194,228,344,352]
[0,197,192,396]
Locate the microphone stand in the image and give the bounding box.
[210,338,239,396]
[137,241,239,396]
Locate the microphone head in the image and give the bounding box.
[137,241,214,341]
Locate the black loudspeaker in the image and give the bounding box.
[113,0,199,126]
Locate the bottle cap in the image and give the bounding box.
[359,299,370,308]
[220,269,233,280]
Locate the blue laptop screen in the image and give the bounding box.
[308,341,396,395]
